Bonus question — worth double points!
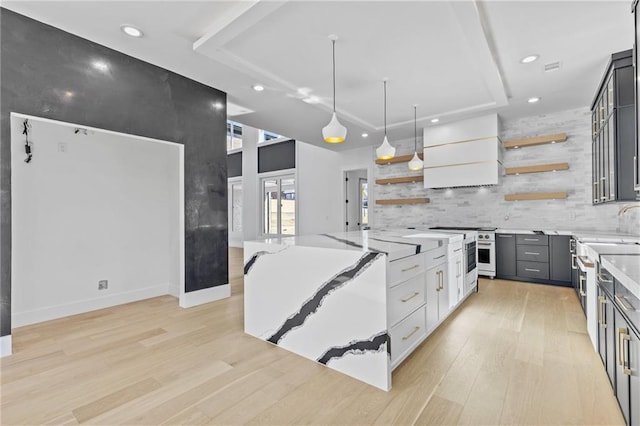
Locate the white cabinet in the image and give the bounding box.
[447,240,464,309]
[426,258,449,333]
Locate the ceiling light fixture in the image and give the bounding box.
[408,105,424,171]
[431,118,439,124]
[252,84,265,92]
[520,54,539,64]
[528,97,541,103]
[376,79,396,160]
[120,25,143,38]
[361,133,368,138]
[322,35,347,144]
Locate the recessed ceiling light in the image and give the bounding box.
[528,97,541,103]
[521,55,539,64]
[431,118,439,123]
[120,25,143,38]
[252,84,265,92]
[361,133,368,138]
[302,96,320,104]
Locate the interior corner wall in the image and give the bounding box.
[296,141,343,235]
[0,9,228,336]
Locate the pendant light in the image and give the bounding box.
[408,105,424,171]
[322,35,347,144]
[376,79,396,160]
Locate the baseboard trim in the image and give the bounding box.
[1,335,12,357]
[228,239,243,248]
[12,284,170,328]
[179,284,230,308]
[168,284,180,297]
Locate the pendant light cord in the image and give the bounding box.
[332,39,336,113]
[414,106,417,151]
[384,80,387,137]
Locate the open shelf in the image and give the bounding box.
[504,192,568,201]
[503,133,568,149]
[375,153,423,165]
[375,197,430,205]
[504,162,570,175]
[375,175,424,185]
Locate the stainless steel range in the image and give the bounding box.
[430,227,497,278]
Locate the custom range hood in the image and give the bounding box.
[422,114,502,188]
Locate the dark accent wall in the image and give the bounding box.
[227,152,243,177]
[0,9,228,336]
[258,140,296,173]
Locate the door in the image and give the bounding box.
[262,175,296,237]
[549,235,571,283]
[615,309,631,425]
[227,178,243,246]
[344,169,368,231]
[496,234,516,277]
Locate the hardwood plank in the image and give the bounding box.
[71,377,162,423]
[375,153,423,165]
[375,175,424,185]
[504,132,568,149]
[505,162,570,175]
[375,197,430,205]
[505,191,568,201]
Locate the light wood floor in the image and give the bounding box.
[1,248,625,425]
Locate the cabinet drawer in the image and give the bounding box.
[516,234,549,246]
[388,253,425,287]
[388,275,426,327]
[425,246,447,268]
[517,261,550,280]
[389,306,427,364]
[516,244,549,262]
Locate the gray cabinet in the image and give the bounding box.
[634,0,640,193]
[549,235,572,283]
[496,233,516,277]
[591,50,639,204]
[597,284,616,388]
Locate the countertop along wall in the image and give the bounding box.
[374,107,639,235]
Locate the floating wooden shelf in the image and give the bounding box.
[375,153,423,165]
[376,197,430,205]
[504,192,568,201]
[503,133,568,149]
[375,175,424,185]
[505,162,570,175]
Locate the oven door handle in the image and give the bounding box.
[477,242,493,246]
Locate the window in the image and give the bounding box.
[227,121,242,151]
[262,175,296,236]
[360,178,369,226]
[258,129,281,143]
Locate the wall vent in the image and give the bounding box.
[544,62,561,72]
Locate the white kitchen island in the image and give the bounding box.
[244,229,471,391]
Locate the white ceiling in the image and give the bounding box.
[2,1,634,151]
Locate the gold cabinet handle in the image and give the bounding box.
[601,297,607,328]
[524,252,540,256]
[622,333,631,376]
[402,326,420,341]
[615,294,635,312]
[572,254,577,270]
[598,273,613,283]
[525,268,540,273]
[579,276,586,297]
[618,328,626,367]
[401,292,419,303]
[401,264,420,273]
[597,296,603,327]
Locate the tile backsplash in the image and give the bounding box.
[373,107,640,235]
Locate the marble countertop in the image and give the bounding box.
[248,229,463,261]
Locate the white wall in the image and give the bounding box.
[296,141,343,235]
[11,114,182,327]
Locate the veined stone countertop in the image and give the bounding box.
[247,229,463,262]
[582,242,640,300]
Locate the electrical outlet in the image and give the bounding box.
[57,142,67,153]
[98,280,108,290]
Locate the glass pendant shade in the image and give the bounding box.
[323,112,347,143]
[408,152,423,171]
[376,135,396,160]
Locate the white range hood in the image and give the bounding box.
[422,114,502,188]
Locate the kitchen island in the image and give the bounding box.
[243,229,469,391]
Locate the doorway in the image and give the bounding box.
[344,169,368,232]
